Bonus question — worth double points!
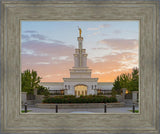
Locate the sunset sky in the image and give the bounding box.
[21,21,139,82]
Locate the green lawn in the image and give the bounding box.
[21,110,32,113]
[129,110,139,113]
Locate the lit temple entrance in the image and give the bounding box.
[75,85,87,97]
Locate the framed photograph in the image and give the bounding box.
[21,20,140,114]
[1,0,159,133]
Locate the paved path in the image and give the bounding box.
[22,106,139,114]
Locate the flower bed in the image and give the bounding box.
[43,95,117,103]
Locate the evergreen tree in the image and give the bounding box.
[119,73,131,89]
[129,67,139,91]
[112,76,121,94]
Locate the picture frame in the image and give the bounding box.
[1,0,159,133]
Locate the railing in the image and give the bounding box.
[27,94,35,100]
[125,93,132,99]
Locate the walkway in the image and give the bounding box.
[22,106,139,114]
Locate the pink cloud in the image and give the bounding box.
[88,52,138,82]
[22,40,74,57]
[21,40,75,82]
[99,39,138,50]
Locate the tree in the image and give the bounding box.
[37,85,50,96]
[119,73,131,89]
[112,67,139,95]
[129,67,139,91]
[21,69,41,94]
[112,76,121,94]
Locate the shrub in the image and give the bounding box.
[42,95,117,103]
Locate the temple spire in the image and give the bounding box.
[77,27,83,50]
[77,28,83,67]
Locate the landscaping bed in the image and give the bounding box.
[43,95,117,104]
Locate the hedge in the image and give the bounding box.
[43,95,117,103]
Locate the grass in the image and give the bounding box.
[128,110,139,113]
[21,110,32,113]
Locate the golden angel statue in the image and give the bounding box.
[78,27,82,37]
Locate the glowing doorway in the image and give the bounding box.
[75,85,87,97]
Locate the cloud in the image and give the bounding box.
[99,24,110,28]
[87,24,111,37]
[22,32,67,44]
[30,34,47,40]
[25,30,37,33]
[21,40,75,82]
[21,49,138,82]
[92,47,108,50]
[87,28,99,31]
[90,57,106,63]
[52,56,70,61]
[88,52,138,82]
[99,39,138,50]
[93,71,105,75]
[21,54,73,82]
[22,31,55,42]
[87,24,110,32]
[21,38,138,82]
[21,48,34,55]
[36,62,50,65]
[89,39,138,64]
[89,52,138,71]
[51,56,72,64]
[52,40,65,44]
[21,34,30,40]
[22,32,48,41]
[22,40,74,57]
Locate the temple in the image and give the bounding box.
[41,29,113,96]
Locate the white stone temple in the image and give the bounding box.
[41,29,113,96]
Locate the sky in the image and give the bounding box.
[21,21,139,82]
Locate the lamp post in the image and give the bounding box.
[104,103,107,113]
[133,103,135,113]
[56,104,58,113]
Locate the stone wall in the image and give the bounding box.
[21,92,27,105]
[132,91,139,103]
[35,95,45,103]
[36,102,125,109]
[116,95,123,102]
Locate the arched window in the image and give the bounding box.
[85,90,87,95]
[82,91,84,95]
[75,91,77,96]
[78,91,80,96]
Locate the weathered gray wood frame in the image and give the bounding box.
[1,0,159,133]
